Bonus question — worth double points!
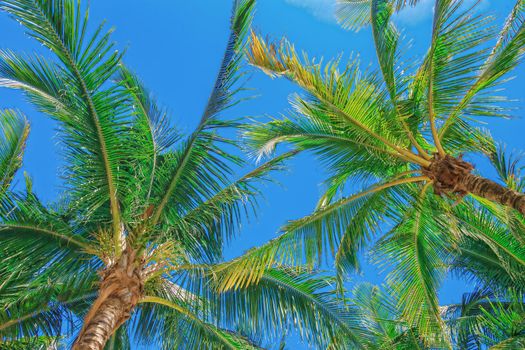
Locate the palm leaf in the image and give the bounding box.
[0,109,29,193]
[0,0,129,245]
[149,0,254,225]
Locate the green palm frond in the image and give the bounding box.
[450,199,525,292]
[149,0,254,226]
[375,186,451,340]
[247,31,430,168]
[350,283,434,349]
[169,150,297,262]
[0,266,97,342]
[0,0,130,246]
[439,0,525,139]
[0,50,69,112]
[201,0,255,121]
[0,192,95,255]
[212,176,426,293]
[116,65,180,209]
[140,266,367,349]
[0,109,29,193]
[218,268,366,349]
[0,336,61,349]
[137,295,262,350]
[443,288,525,349]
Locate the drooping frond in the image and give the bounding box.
[450,198,525,292]
[0,192,100,310]
[217,268,367,349]
[0,109,29,193]
[213,176,427,292]
[375,185,451,342]
[153,266,368,349]
[444,289,525,349]
[0,265,97,342]
[349,283,434,349]
[138,295,261,350]
[246,31,430,167]
[0,192,95,254]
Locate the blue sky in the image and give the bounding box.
[1,0,524,349]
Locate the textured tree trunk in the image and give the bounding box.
[72,291,132,350]
[462,173,525,215]
[72,248,143,350]
[423,154,525,215]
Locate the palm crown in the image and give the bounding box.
[0,0,366,349]
[208,0,525,344]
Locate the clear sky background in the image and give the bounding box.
[1,0,524,349]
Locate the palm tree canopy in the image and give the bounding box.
[212,0,525,344]
[0,0,366,348]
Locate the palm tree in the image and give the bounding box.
[0,1,364,349]
[212,0,525,344]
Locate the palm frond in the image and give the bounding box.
[247,31,430,167]
[0,267,97,342]
[138,296,261,350]
[213,176,426,292]
[375,185,451,341]
[0,109,29,193]
[169,150,297,262]
[115,65,181,224]
[439,0,525,139]
[0,0,129,243]
[0,336,61,349]
[201,0,254,122]
[149,0,254,226]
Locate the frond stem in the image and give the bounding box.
[0,223,94,252]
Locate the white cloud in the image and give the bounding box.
[394,0,490,26]
[283,0,490,27]
[284,0,337,23]
[394,0,434,26]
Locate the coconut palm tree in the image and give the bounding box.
[0,1,366,349]
[211,0,525,344]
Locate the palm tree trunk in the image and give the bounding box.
[73,247,143,350]
[462,173,525,215]
[72,291,132,350]
[423,154,525,215]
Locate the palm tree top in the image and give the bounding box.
[212,0,525,344]
[0,0,366,348]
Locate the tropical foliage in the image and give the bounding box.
[208,0,525,346]
[0,0,364,349]
[1,0,525,349]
